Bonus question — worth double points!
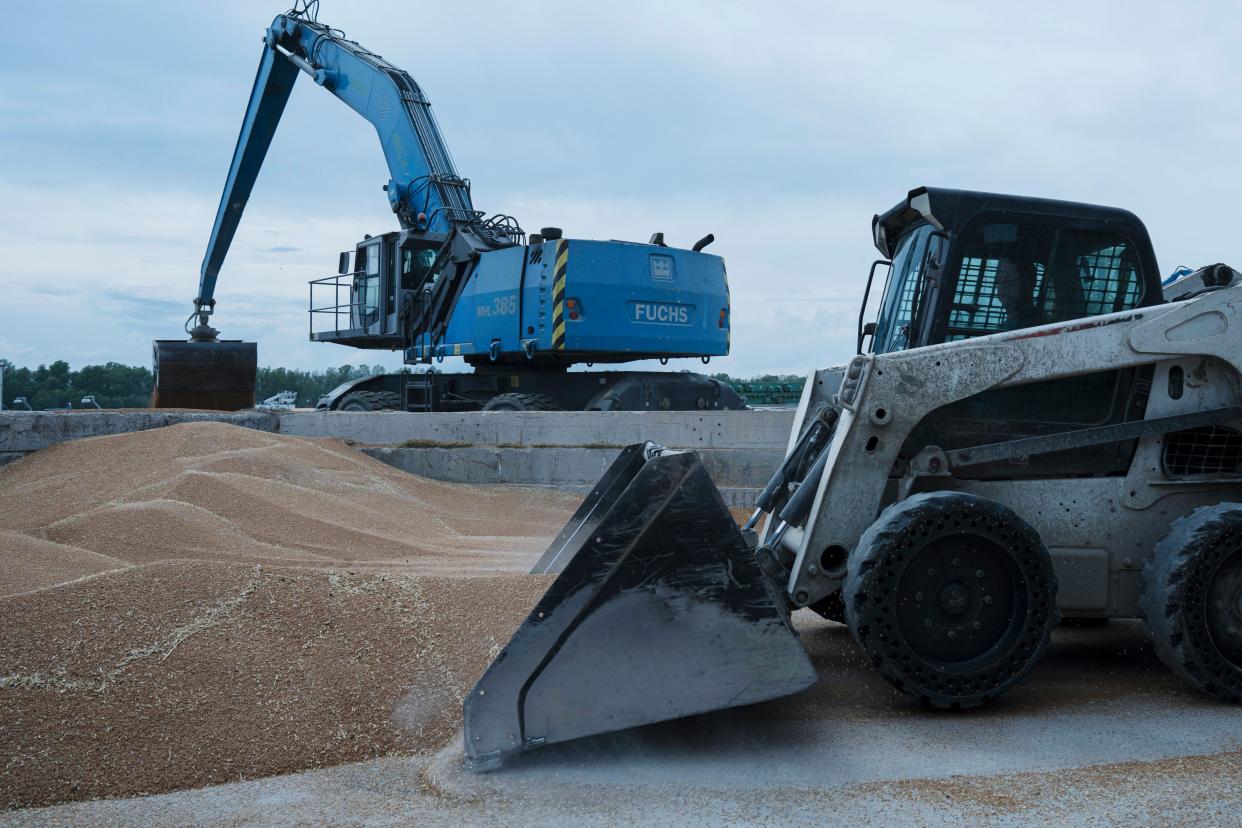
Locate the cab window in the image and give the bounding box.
[872,224,935,354]
[362,244,381,315]
[402,246,438,290]
[945,223,1144,341]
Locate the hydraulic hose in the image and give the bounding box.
[744,406,838,531]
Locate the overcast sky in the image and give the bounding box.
[2,1,1239,377]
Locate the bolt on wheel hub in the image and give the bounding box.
[939,582,971,615]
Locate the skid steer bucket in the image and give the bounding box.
[463,443,817,771]
[151,339,257,410]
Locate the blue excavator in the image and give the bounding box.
[152,2,741,412]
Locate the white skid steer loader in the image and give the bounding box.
[464,188,1242,770]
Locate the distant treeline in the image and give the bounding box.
[1,362,803,410]
[711,373,804,385]
[0,361,390,410]
[1,362,154,410]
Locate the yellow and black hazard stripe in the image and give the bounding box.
[551,239,568,350]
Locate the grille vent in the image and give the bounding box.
[1163,425,1242,476]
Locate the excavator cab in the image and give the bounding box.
[310,231,446,350]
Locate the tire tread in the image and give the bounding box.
[842,491,1059,708]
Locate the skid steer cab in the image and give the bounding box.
[465,187,1242,770]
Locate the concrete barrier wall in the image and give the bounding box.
[360,445,783,506]
[0,411,280,455]
[279,410,793,449]
[0,410,794,495]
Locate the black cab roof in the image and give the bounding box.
[872,187,1151,259]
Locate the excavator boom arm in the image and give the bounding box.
[158,5,521,411]
[197,42,298,306]
[196,8,476,309]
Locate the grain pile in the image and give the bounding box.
[0,423,577,808]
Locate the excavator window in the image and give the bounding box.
[401,246,438,290]
[353,242,382,329]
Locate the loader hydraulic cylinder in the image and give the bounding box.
[746,406,837,531]
[777,436,833,529]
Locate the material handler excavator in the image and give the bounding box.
[464,187,1242,770]
[153,2,740,412]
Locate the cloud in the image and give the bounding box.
[0,177,403,371]
[3,0,1241,379]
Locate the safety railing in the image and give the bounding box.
[308,271,365,337]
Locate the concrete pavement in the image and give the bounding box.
[7,619,1238,826]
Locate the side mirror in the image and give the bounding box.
[862,322,876,337]
[338,251,352,275]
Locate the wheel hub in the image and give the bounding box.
[895,534,1023,667]
[1207,549,1242,665]
[939,582,970,615]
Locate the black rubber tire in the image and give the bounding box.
[1141,504,1242,704]
[337,390,402,412]
[809,590,846,624]
[481,392,564,412]
[843,491,1059,709]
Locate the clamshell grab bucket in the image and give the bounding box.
[152,340,257,411]
[463,443,817,771]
